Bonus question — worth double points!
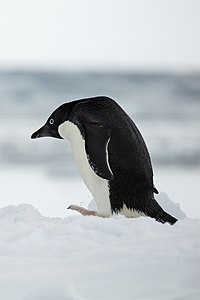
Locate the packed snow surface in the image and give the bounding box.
[0,196,199,300]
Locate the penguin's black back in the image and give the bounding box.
[69,96,177,224]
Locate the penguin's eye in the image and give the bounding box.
[49,118,54,125]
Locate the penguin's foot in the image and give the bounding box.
[67,205,97,216]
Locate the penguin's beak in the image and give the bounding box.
[31,124,63,139]
[31,125,50,139]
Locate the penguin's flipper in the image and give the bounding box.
[83,122,114,180]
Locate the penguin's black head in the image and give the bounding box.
[31,96,115,140]
[31,103,72,139]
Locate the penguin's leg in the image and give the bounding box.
[67,205,97,216]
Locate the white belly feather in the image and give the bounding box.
[58,121,112,217]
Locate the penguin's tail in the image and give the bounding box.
[153,210,177,225]
[146,198,178,225]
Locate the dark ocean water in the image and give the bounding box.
[0,70,199,177]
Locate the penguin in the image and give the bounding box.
[31,96,177,225]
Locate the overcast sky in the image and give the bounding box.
[0,0,199,70]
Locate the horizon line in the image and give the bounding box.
[0,64,199,74]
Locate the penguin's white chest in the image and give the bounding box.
[58,121,112,217]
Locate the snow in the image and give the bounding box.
[0,198,199,300]
[0,166,198,299]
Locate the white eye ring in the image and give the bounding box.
[49,118,54,125]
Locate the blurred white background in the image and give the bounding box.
[0,0,200,70]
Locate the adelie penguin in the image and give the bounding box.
[31,96,177,225]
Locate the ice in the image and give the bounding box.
[0,198,199,300]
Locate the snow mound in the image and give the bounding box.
[0,204,44,222]
[0,203,60,223]
[0,202,199,300]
